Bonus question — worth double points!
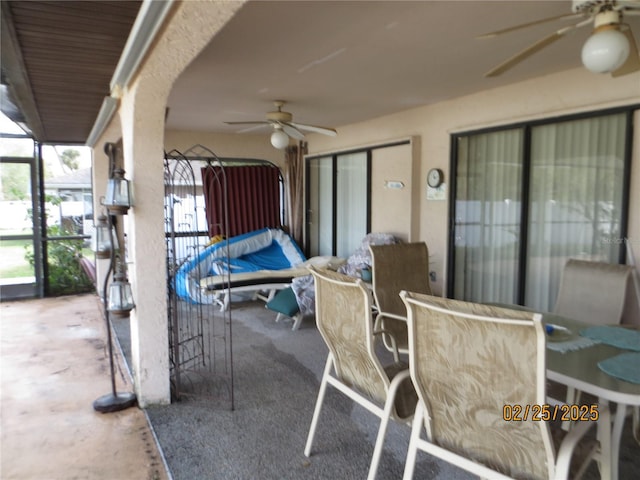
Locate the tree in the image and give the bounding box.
[0,163,30,200]
[60,149,80,171]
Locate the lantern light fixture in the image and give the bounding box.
[107,258,135,317]
[91,212,118,259]
[94,142,136,413]
[104,167,132,215]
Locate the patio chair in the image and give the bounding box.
[400,292,610,480]
[553,258,633,326]
[304,266,417,480]
[369,242,431,359]
[553,258,634,408]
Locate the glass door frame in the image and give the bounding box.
[304,150,372,258]
[0,151,43,299]
[446,105,635,307]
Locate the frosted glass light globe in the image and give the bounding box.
[581,28,630,74]
[270,129,289,149]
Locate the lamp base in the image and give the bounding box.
[93,392,137,413]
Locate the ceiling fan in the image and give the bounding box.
[479,0,640,77]
[224,101,337,149]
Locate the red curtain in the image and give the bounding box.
[202,165,281,238]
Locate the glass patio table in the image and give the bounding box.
[542,312,640,480]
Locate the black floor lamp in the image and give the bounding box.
[91,142,137,413]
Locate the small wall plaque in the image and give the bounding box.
[385,180,405,189]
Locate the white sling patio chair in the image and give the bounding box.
[553,258,634,326]
[400,292,610,480]
[304,266,417,480]
[553,258,635,410]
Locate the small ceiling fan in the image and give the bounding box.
[225,100,337,149]
[479,0,640,77]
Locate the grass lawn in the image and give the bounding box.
[0,239,33,278]
[1,235,95,293]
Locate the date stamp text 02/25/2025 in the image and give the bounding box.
[503,404,599,422]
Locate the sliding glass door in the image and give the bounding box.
[306,151,369,258]
[335,153,368,257]
[525,113,628,310]
[452,128,524,305]
[307,155,334,256]
[450,108,631,312]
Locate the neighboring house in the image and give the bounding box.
[45,168,93,236]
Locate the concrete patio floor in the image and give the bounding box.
[0,294,169,480]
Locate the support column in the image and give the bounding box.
[119,82,170,406]
[114,0,246,406]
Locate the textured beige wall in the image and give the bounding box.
[305,67,640,295]
[370,142,413,241]
[164,130,285,167]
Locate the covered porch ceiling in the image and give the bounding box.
[0,0,142,144]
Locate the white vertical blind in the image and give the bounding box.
[308,156,333,256]
[526,113,626,311]
[453,112,627,311]
[336,152,367,258]
[453,129,523,304]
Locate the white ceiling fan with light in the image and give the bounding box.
[480,0,640,77]
[225,100,337,149]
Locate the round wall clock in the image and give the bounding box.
[427,168,444,188]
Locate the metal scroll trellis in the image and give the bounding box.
[164,145,234,407]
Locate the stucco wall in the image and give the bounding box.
[164,130,285,167]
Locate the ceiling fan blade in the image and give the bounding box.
[485,19,591,77]
[477,12,584,39]
[280,122,306,140]
[612,26,640,77]
[290,122,338,137]
[237,124,269,134]
[224,121,270,125]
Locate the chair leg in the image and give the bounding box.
[403,402,424,480]
[367,394,397,480]
[304,356,333,457]
[291,313,303,331]
[222,292,230,311]
[633,406,639,445]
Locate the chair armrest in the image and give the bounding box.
[375,311,407,322]
[373,328,400,363]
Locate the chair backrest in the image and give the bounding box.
[554,258,633,325]
[308,266,389,404]
[369,242,431,316]
[401,292,555,480]
[369,242,431,348]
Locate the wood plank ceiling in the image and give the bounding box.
[1,1,141,144]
